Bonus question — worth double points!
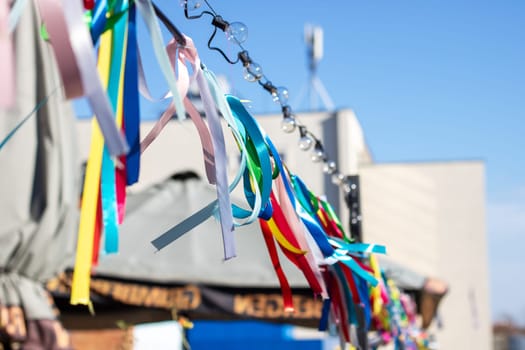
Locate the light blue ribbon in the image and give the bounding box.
[195,65,235,260]
[135,0,186,121]
[151,200,218,251]
[328,238,386,255]
[63,0,129,156]
[8,0,29,33]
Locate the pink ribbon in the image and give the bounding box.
[35,0,83,99]
[140,35,235,259]
[275,173,329,299]
[140,39,216,185]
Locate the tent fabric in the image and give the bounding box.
[93,174,308,288]
[379,258,448,329]
[0,0,79,340]
[379,258,427,291]
[94,174,447,295]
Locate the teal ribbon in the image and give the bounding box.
[101,2,128,254]
[226,96,274,220]
[328,238,386,255]
[0,87,59,151]
[332,264,357,326]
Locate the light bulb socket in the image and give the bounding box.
[262,81,276,94]
[311,141,325,162]
[313,140,324,152]
[299,126,307,138]
[212,15,229,31]
[238,51,251,67]
[282,105,292,117]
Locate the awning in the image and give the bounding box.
[50,173,446,328]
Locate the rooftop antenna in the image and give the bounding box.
[299,24,334,111]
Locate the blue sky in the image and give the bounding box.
[140,0,525,323]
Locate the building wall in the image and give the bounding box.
[359,162,492,350]
[76,109,370,215]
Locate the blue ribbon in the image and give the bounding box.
[123,4,140,185]
[151,200,218,250]
[355,273,372,329]
[318,299,331,331]
[90,0,108,43]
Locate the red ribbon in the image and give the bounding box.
[269,192,324,295]
[91,192,103,266]
[259,219,294,312]
[84,0,95,10]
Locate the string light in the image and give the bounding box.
[180,0,201,10]
[271,86,289,104]
[226,22,249,44]
[280,106,297,133]
[323,161,337,174]
[298,126,314,151]
[311,141,325,163]
[181,1,350,192]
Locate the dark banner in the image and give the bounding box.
[47,273,323,328]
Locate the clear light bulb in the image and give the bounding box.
[323,161,337,174]
[281,116,296,133]
[243,62,263,82]
[298,135,313,151]
[180,0,201,9]
[272,86,289,104]
[331,173,346,186]
[311,148,325,162]
[226,22,248,44]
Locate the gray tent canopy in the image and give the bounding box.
[50,172,446,329]
[95,172,309,288]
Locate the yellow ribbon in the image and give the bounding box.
[70,30,113,306]
[266,217,306,255]
[370,254,383,316]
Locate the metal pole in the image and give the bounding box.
[345,175,363,243]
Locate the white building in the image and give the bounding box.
[76,108,492,349]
